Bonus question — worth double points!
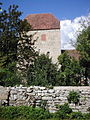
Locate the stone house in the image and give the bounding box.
[25,13,61,63]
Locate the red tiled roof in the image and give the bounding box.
[61,50,80,60]
[25,13,60,30]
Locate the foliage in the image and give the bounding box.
[0,105,90,120]
[57,52,84,86]
[0,106,51,120]
[67,90,80,104]
[76,26,90,85]
[0,3,90,87]
[17,27,38,84]
[56,103,72,114]
[27,54,58,86]
[0,4,21,67]
[0,63,21,86]
[83,113,90,119]
[53,111,68,119]
[58,52,71,71]
[39,100,48,110]
[0,4,37,85]
[70,112,83,119]
[54,103,72,119]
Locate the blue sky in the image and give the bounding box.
[1,0,90,49]
[1,0,90,20]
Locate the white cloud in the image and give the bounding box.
[60,16,88,50]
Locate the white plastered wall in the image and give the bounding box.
[27,29,61,63]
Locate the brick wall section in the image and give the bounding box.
[0,86,90,113]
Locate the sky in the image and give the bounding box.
[1,0,90,49]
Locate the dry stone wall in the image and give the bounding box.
[0,86,90,113]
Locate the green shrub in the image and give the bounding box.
[39,100,47,110]
[27,54,58,86]
[0,105,90,120]
[56,103,72,114]
[70,112,83,119]
[0,106,20,119]
[0,64,21,87]
[67,90,80,104]
[53,111,66,119]
[54,103,72,119]
[0,106,51,120]
[83,113,90,119]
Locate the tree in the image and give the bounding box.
[0,62,21,86]
[27,54,58,86]
[0,4,36,86]
[0,5,21,67]
[57,52,84,86]
[58,52,71,72]
[17,23,38,84]
[76,26,90,85]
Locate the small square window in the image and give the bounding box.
[41,34,46,41]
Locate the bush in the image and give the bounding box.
[53,111,68,119]
[0,106,51,120]
[27,54,58,86]
[57,52,84,86]
[56,103,72,114]
[0,62,21,87]
[0,105,90,120]
[67,90,80,104]
[83,113,90,120]
[70,112,83,119]
[39,100,47,110]
[0,106,20,119]
[54,103,72,119]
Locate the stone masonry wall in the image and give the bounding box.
[27,29,61,63]
[0,86,90,113]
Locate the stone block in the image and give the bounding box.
[48,89,55,93]
[42,96,52,100]
[0,86,8,100]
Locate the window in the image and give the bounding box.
[41,34,46,41]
